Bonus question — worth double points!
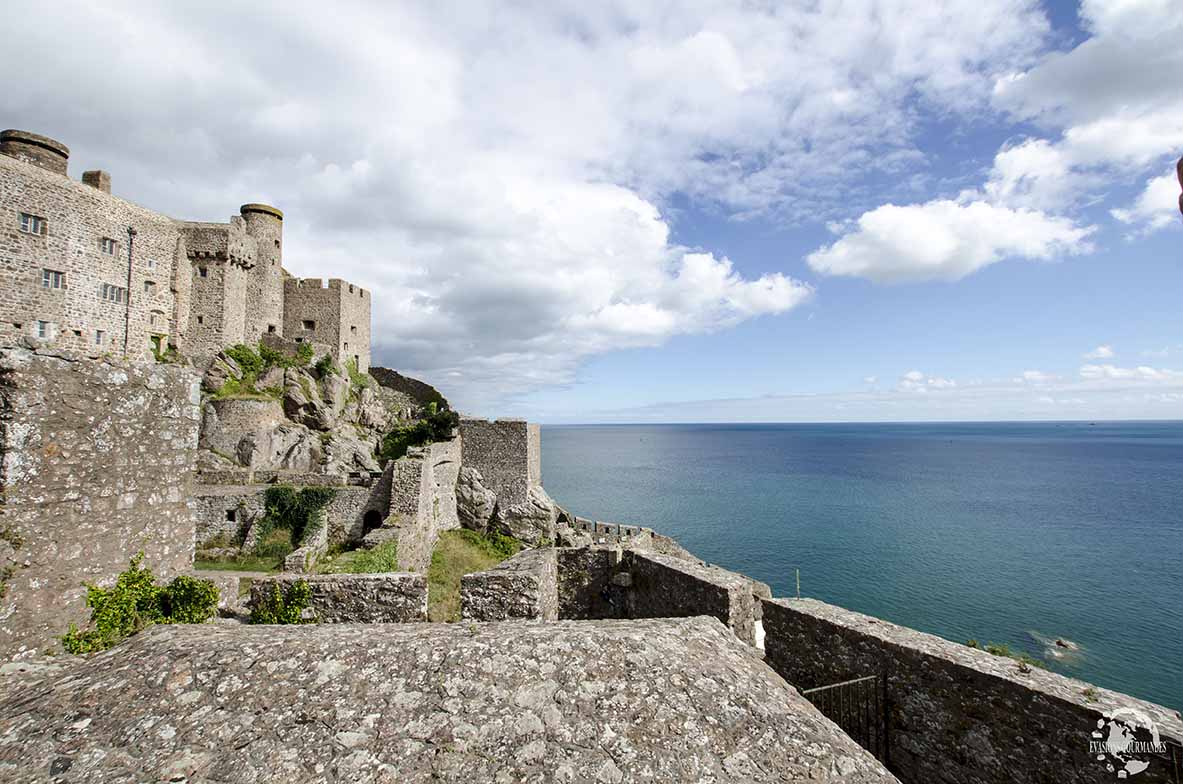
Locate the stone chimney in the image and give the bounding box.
[83,169,111,193]
[0,129,69,176]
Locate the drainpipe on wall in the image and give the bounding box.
[124,226,136,356]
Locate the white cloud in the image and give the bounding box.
[1079,363,1182,381]
[1016,369,1057,384]
[0,0,1059,410]
[898,370,957,391]
[988,0,1183,221]
[1112,173,1182,235]
[806,200,1094,282]
[1083,345,1114,360]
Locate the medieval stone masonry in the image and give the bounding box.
[0,129,370,370]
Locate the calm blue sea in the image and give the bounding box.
[541,422,1183,710]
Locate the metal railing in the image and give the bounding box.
[801,673,888,763]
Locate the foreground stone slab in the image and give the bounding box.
[0,617,896,783]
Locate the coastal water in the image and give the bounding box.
[541,422,1183,710]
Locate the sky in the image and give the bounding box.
[3,0,1181,422]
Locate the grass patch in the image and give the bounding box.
[967,639,1047,669]
[317,540,400,574]
[427,530,520,622]
[193,528,293,573]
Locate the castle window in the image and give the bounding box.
[268,324,277,333]
[42,269,66,289]
[144,280,156,296]
[95,330,105,345]
[100,237,117,255]
[197,315,204,325]
[73,329,82,337]
[149,310,165,327]
[344,342,349,350]
[225,509,236,522]
[198,267,208,278]
[100,283,127,304]
[37,321,51,339]
[19,213,46,235]
[147,259,156,269]
[350,325,357,334]
[302,320,315,330]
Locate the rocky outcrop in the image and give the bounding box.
[199,352,425,475]
[456,467,497,532]
[493,485,558,545]
[457,467,557,546]
[0,619,898,783]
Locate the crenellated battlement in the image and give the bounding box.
[0,129,372,367]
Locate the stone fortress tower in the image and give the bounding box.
[0,129,371,371]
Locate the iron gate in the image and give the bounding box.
[801,673,888,763]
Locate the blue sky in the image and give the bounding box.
[4,0,1180,421]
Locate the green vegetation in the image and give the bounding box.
[314,354,337,376]
[210,341,312,400]
[427,529,520,622]
[249,579,312,624]
[967,639,1047,669]
[1082,686,1099,703]
[152,343,180,364]
[378,402,461,462]
[316,540,400,574]
[62,554,219,653]
[257,485,336,546]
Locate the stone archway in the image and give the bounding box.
[363,510,384,534]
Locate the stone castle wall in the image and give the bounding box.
[0,348,200,659]
[459,418,539,508]
[0,130,369,368]
[282,277,371,372]
[1,152,190,360]
[762,598,1183,784]
[198,398,284,459]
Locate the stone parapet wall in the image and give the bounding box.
[0,348,200,658]
[461,548,558,622]
[556,546,626,620]
[249,573,427,623]
[458,418,538,508]
[192,483,387,551]
[626,551,770,647]
[762,598,1183,784]
[383,438,460,572]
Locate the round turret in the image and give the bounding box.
[240,203,284,221]
[240,203,285,339]
[1,130,70,175]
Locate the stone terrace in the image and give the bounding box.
[0,618,897,784]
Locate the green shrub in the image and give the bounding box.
[159,574,221,624]
[295,341,314,366]
[344,357,371,389]
[314,355,337,376]
[979,641,1047,669]
[62,554,219,654]
[377,402,461,462]
[257,486,336,547]
[225,343,265,376]
[249,580,312,624]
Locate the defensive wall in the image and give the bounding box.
[0,347,200,658]
[761,598,1183,784]
[458,418,540,508]
[249,572,427,623]
[283,277,371,372]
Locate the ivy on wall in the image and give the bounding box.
[256,485,337,548]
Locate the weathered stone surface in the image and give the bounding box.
[461,548,558,621]
[456,466,497,532]
[627,551,770,647]
[459,418,539,509]
[249,573,427,623]
[202,351,242,393]
[322,427,381,475]
[762,598,1183,784]
[557,547,626,620]
[0,349,200,659]
[0,618,897,783]
[493,484,558,545]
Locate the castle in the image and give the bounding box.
[0,129,371,371]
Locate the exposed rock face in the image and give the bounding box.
[493,484,559,545]
[200,357,428,475]
[456,466,497,532]
[0,618,897,783]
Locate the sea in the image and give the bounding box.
[541,421,1183,711]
